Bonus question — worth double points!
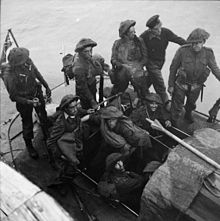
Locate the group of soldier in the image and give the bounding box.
[1,14,220,210]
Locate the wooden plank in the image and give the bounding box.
[0,162,40,215]
[3,192,74,221]
[0,162,74,220]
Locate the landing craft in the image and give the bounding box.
[1,30,220,221]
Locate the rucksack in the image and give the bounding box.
[61,53,75,80]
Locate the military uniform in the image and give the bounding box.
[111,20,148,99]
[169,45,220,122]
[140,15,186,104]
[2,48,51,159]
[97,153,145,211]
[73,38,100,109]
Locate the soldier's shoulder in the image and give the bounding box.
[178,44,191,52]
[204,46,214,54]
[140,30,150,38]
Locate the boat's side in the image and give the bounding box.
[0,161,74,221]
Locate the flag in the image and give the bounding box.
[0,30,18,65]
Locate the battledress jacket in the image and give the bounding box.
[72,54,102,106]
[2,62,49,104]
[168,45,220,87]
[46,108,87,150]
[140,27,186,67]
[111,36,148,77]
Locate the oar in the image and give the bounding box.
[146,118,220,170]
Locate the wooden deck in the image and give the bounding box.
[0,162,74,221]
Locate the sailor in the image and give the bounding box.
[47,94,92,169]
[97,152,145,211]
[168,28,220,125]
[2,47,51,159]
[140,15,186,108]
[73,38,101,110]
[130,92,171,136]
[110,20,149,99]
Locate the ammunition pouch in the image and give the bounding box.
[176,68,187,85]
[197,67,210,84]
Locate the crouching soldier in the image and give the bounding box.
[130,92,171,136]
[168,28,220,126]
[47,95,85,171]
[97,153,145,211]
[1,47,51,159]
[91,106,152,178]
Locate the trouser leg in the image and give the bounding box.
[16,102,34,140]
[16,102,38,159]
[111,67,130,95]
[185,87,201,113]
[170,84,186,124]
[131,76,150,99]
[148,67,169,104]
[34,93,49,139]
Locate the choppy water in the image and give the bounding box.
[1,0,220,122]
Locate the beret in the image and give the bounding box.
[146,15,160,29]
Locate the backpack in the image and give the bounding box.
[61,53,75,80]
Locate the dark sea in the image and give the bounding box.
[1,0,220,123]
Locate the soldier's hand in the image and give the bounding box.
[168,86,174,96]
[87,108,95,114]
[165,120,172,127]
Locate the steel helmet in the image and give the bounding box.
[187,28,210,43]
[59,94,80,110]
[75,38,97,52]
[100,106,123,119]
[8,47,30,66]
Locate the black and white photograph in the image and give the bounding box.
[1,1,220,220]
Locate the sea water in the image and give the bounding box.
[1,0,220,123]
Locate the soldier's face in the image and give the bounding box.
[192,40,205,52]
[127,26,136,40]
[151,21,162,35]
[106,118,118,130]
[65,100,80,116]
[149,102,158,112]
[81,46,93,60]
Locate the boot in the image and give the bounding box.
[24,139,39,159]
[184,111,194,124]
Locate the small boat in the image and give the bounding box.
[1,30,220,221]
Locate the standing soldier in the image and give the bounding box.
[168,28,220,125]
[140,15,186,108]
[110,20,148,99]
[2,47,51,159]
[73,38,100,110]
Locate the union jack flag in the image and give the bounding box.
[0,29,18,65]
